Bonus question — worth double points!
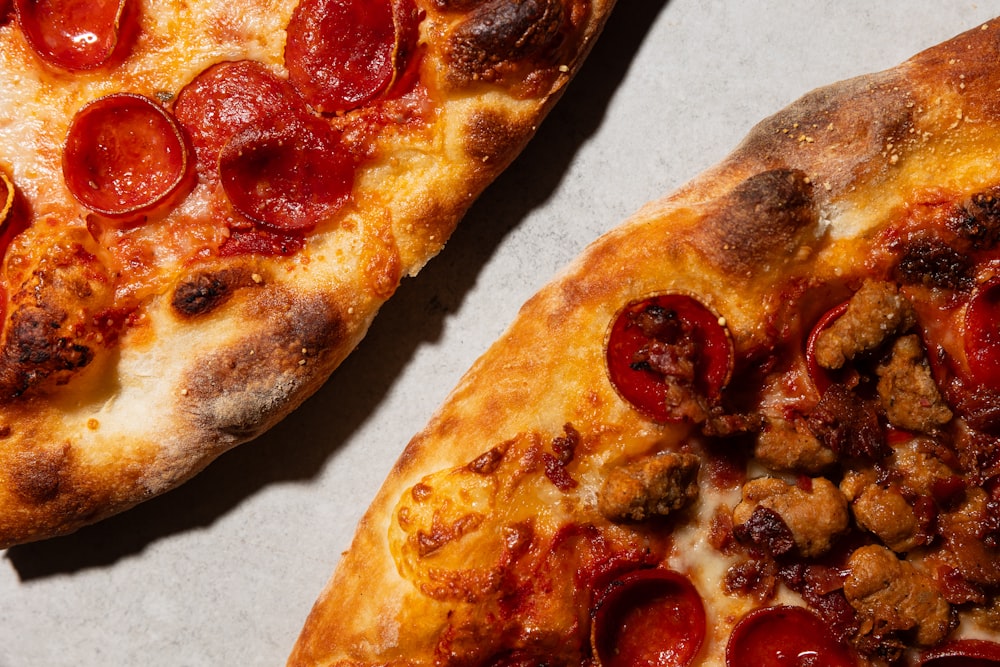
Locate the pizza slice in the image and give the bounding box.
[0,0,616,547]
[290,17,1000,666]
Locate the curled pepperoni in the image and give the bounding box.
[725,606,855,667]
[218,115,353,232]
[174,61,302,175]
[919,639,1000,666]
[14,0,135,70]
[285,0,420,113]
[63,93,193,219]
[606,294,733,423]
[964,279,1000,392]
[591,569,706,667]
[805,301,849,395]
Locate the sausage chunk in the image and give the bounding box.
[732,476,848,558]
[841,471,923,554]
[597,452,699,523]
[876,334,952,432]
[844,544,953,647]
[813,280,916,370]
[753,416,837,474]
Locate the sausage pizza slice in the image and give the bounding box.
[290,16,1000,667]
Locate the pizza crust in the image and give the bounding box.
[288,17,1000,666]
[0,0,618,547]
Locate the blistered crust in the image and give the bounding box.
[0,0,617,547]
[289,18,1000,667]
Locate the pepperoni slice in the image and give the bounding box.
[285,0,419,113]
[218,115,353,231]
[919,639,1000,666]
[805,301,850,394]
[606,294,733,423]
[725,606,856,667]
[174,61,303,175]
[591,569,706,667]
[964,279,1000,392]
[14,0,134,70]
[63,93,193,219]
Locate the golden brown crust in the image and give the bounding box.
[0,0,618,547]
[289,17,1000,666]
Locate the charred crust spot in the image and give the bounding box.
[894,236,973,290]
[179,291,347,439]
[736,72,914,193]
[448,0,568,83]
[0,241,112,400]
[171,269,251,318]
[0,302,93,398]
[951,188,1000,249]
[692,169,819,276]
[9,443,70,504]
[463,109,531,166]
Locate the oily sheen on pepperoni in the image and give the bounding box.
[14,0,134,70]
[725,606,856,667]
[218,115,354,232]
[963,279,1000,391]
[62,93,193,219]
[173,61,303,176]
[591,569,706,667]
[285,0,419,113]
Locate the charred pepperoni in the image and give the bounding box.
[174,60,303,175]
[591,569,706,667]
[285,0,421,114]
[62,93,193,219]
[15,0,135,70]
[218,115,353,232]
[725,605,856,667]
[919,639,1000,666]
[606,294,733,423]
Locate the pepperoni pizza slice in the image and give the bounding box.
[290,17,1000,667]
[0,0,616,547]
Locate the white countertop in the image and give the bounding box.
[2,3,997,665]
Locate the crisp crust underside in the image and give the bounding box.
[0,0,619,548]
[288,18,1000,667]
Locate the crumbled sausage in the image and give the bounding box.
[813,280,916,370]
[841,471,922,553]
[844,544,953,647]
[753,416,837,473]
[597,452,699,523]
[888,436,958,498]
[876,335,952,432]
[732,477,849,558]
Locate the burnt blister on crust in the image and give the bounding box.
[179,290,347,439]
[170,267,263,318]
[8,443,70,505]
[446,0,583,87]
[691,169,820,277]
[0,243,112,399]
